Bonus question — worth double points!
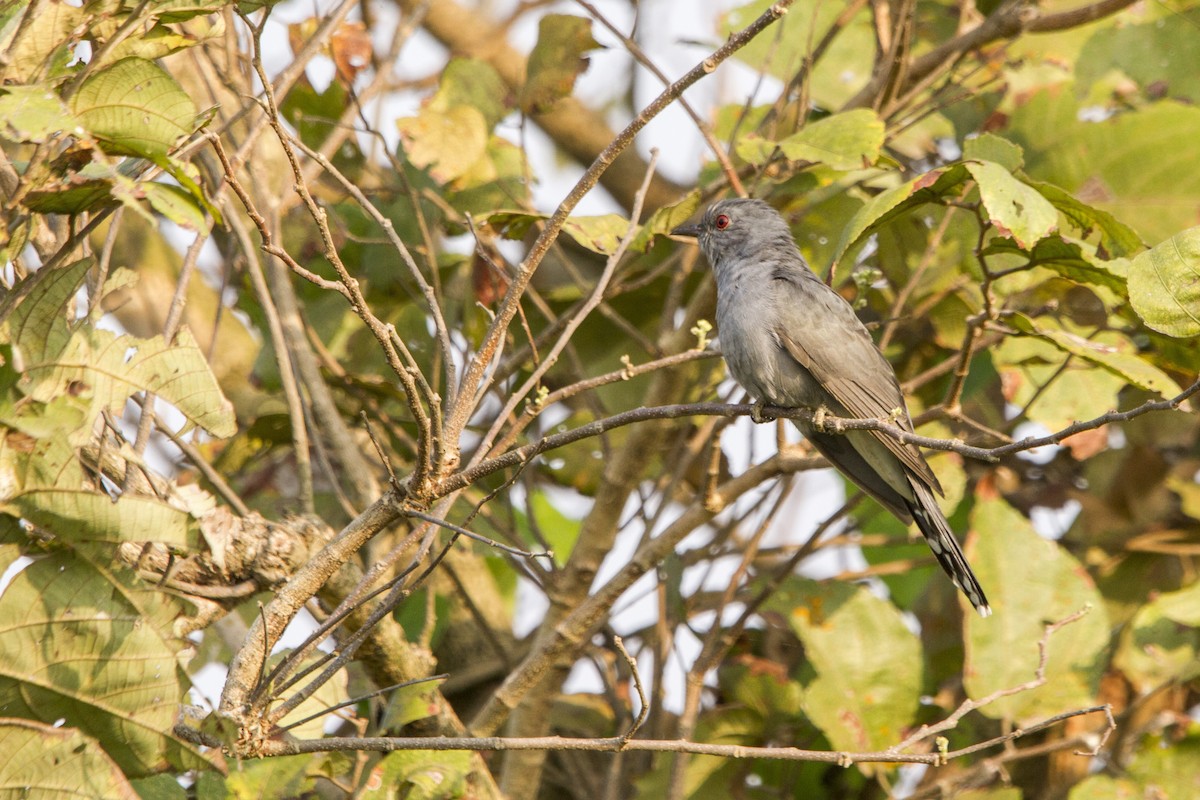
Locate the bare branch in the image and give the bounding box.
[442,1,796,449]
[441,376,1200,495]
[199,702,1111,765]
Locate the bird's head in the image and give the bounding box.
[671,198,797,270]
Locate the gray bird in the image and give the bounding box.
[673,198,990,616]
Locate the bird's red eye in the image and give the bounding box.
[714,214,731,230]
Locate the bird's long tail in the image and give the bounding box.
[906,481,991,617]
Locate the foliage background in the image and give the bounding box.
[1,0,1199,798]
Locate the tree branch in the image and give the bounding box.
[441,0,796,461]
[189,703,1110,766]
[440,376,1200,496]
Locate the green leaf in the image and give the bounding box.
[1168,475,1200,523]
[993,335,1127,429]
[963,133,1024,172]
[272,653,349,741]
[0,2,83,82]
[519,14,601,114]
[737,109,885,170]
[0,392,89,440]
[981,236,1127,294]
[766,578,921,760]
[830,163,970,278]
[1012,94,1200,244]
[9,488,197,547]
[486,210,634,256]
[966,160,1058,249]
[2,257,234,441]
[1024,180,1143,258]
[446,136,530,218]
[516,491,582,566]
[224,754,314,800]
[146,1,231,24]
[142,182,207,230]
[71,57,197,159]
[723,660,804,719]
[964,499,1110,722]
[434,58,510,131]
[22,325,237,442]
[130,774,188,800]
[1113,581,1200,693]
[374,750,473,800]
[379,678,447,731]
[1076,9,1200,104]
[280,75,350,151]
[631,189,701,252]
[0,719,139,799]
[0,86,80,143]
[1,257,93,359]
[723,0,873,108]
[1008,313,1182,398]
[1127,226,1200,337]
[156,155,221,224]
[22,163,122,216]
[0,548,206,776]
[95,21,199,64]
[1068,731,1200,800]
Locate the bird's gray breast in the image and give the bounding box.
[715,268,825,408]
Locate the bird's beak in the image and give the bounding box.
[670,221,703,240]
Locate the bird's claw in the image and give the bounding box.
[813,406,828,432]
[751,402,768,424]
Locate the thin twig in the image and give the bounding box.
[274,675,449,734]
[888,606,1099,756]
[469,149,662,469]
[574,0,746,196]
[442,0,796,451]
[222,199,315,513]
[612,635,648,745]
[202,703,1110,764]
[404,509,551,560]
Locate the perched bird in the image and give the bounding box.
[672,198,990,616]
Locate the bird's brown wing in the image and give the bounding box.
[774,324,942,495]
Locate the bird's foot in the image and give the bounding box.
[813,405,828,432]
[751,401,768,424]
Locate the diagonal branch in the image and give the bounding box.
[440,1,796,459]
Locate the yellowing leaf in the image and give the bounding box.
[23,326,235,442]
[0,721,139,800]
[1128,226,1200,337]
[0,3,83,82]
[964,499,1109,722]
[0,86,80,143]
[766,579,921,765]
[71,57,197,159]
[1114,581,1200,692]
[561,214,631,255]
[966,160,1058,249]
[0,550,204,775]
[397,105,488,183]
[1008,313,1182,398]
[4,259,235,442]
[963,133,1025,172]
[737,109,885,170]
